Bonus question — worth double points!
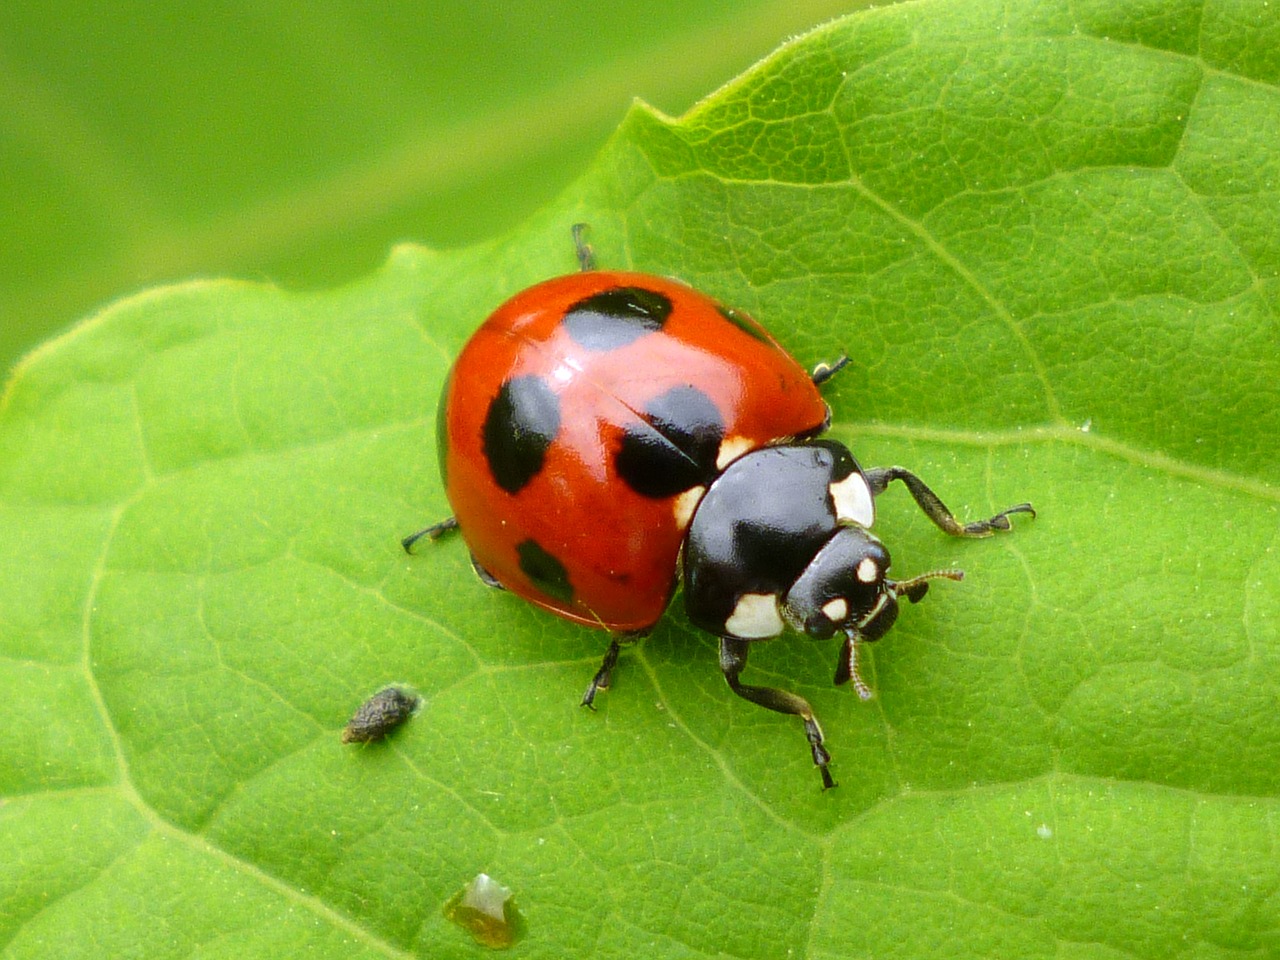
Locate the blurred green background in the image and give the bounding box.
[0,0,877,376]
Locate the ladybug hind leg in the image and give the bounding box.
[470,554,506,590]
[719,637,836,790]
[863,466,1036,538]
[401,516,459,552]
[571,223,596,272]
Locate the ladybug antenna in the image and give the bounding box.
[888,568,964,604]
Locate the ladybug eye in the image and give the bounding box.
[856,591,900,642]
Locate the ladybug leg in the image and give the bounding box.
[810,353,850,386]
[580,638,620,710]
[401,516,459,553]
[571,223,596,272]
[719,637,836,789]
[863,467,1036,538]
[580,633,641,710]
[470,554,506,590]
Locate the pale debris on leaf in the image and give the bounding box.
[444,872,524,948]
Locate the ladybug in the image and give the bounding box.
[407,225,1034,788]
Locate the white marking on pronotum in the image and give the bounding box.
[856,556,879,583]
[830,473,874,528]
[725,592,784,638]
[821,597,849,622]
[715,436,755,471]
[672,485,706,528]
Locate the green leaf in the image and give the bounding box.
[4,0,1279,957]
[0,0,871,375]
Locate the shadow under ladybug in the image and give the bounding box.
[406,226,1034,789]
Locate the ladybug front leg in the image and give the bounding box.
[719,638,836,789]
[864,467,1035,538]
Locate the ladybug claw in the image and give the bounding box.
[962,501,1036,536]
[1001,502,1037,523]
[810,353,850,386]
[580,676,608,710]
[805,721,836,789]
[581,638,623,710]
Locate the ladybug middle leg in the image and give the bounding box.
[580,632,644,710]
[864,467,1036,537]
[719,637,836,789]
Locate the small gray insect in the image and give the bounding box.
[341,686,419,743]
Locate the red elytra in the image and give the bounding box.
[437,270,829,631]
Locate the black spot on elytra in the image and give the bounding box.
[483,375,560,494]
[517,539,574,603]
[716,304,772,343]
[562,287,673,351]
[615,385,725,498]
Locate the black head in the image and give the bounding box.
[782,526,963,694]
[782,526,896,640]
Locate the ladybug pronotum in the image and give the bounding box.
[406,226,1033,788]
